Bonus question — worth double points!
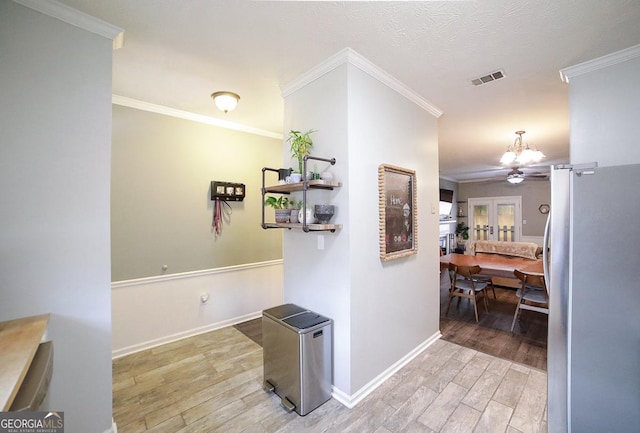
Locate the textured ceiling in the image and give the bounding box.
[59,0,640,182]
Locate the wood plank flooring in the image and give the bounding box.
[438,272,548,371]
[113,325,547,432]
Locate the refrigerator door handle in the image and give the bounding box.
[543,212,551,287]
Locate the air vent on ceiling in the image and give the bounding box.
[471,69,506,86]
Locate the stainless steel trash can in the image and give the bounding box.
[263,304,332,416]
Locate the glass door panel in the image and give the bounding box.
[468,197,521,242]
[471,203,490,240]
[496,203,516,241]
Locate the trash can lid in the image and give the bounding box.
[263,303,307,320]
[282,311,330,331]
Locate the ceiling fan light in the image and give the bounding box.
[211,91,240,113]
[507,173,525,184]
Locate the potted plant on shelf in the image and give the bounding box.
[289,199,303,223]
[264,196,291,223]
[287,129,315,178]
[455,221,469,250]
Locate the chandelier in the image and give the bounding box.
[500,131,545,165]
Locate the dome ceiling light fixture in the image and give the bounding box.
[211,91,240,113]
[500,130,545,166]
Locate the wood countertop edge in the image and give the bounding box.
[0,314,50,411]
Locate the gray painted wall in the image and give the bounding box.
[458,179,550,236]
[111,105,283,281]
[0,2,114,431]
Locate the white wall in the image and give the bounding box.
[111,261,283,357]
[0,2,118,432]
[569,52,640,167]
[347,64,441,393]
[282,64,353,393]
[282,50,441,402]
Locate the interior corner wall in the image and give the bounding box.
[282,64,353,393]
[111,105,283,281]
[0,2,113,432]
[282,61,441,397]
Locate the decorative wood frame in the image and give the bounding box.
[378,164,418,261]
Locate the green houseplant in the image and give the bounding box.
[455,222,469,241]
[264,196,291,223]
[287,129,315,175]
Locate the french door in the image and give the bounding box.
[468,196,521,242]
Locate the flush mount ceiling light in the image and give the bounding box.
[500,130,545,166]
[506,168,525,184]
[211,91,240,113]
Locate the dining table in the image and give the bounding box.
[440,253,543,279]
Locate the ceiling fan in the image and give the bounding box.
[451,163,550,183]
[505,167,549,184]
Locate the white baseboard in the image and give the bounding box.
[112,311,262,359]
[102,419,116,433]
[331,331,442,408]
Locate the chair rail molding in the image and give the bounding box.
[111,259,283,289]
[111,260,284,358]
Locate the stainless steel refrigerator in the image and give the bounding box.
[546,163,640,433]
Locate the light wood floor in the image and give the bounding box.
[113,325,547,432]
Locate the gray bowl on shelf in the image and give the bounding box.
[314,205,335,224]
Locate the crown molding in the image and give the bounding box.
[112,95,284,140]
[13,0,123,48]
[559,43,640,83]
[281,47,443,118]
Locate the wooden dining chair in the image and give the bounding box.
[446,263,490,322]
[471,274,496,300]
[510,269,549,333]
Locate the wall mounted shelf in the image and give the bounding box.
[261,156,342,233]
[264,179,341,194]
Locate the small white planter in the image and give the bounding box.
[290,209,300,223]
